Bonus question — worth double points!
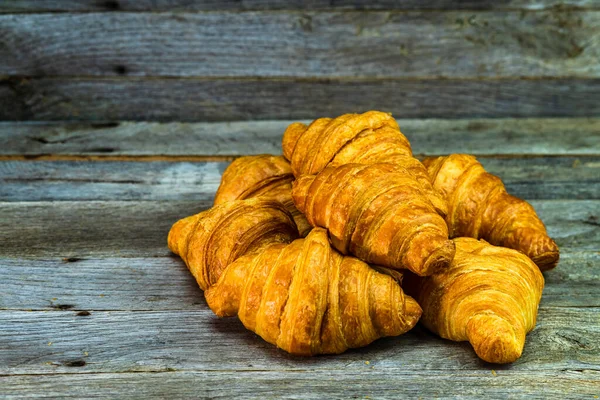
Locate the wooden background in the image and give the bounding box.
[1,1,599,398]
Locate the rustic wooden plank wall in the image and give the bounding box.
[1,2,599,121]
[1,1,599,398]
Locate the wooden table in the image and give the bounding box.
[1,119,599,398]
[1,1,600,397]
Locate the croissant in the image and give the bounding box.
[292,163,455,276]
[405,237,544,364]
[205,227,422,356]
[168,198,299,290]
[282,111,448,216]
[423,154,559,271]
[214,155,311,236]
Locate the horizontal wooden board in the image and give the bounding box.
[2,78,599,121]
[2,118,599,156]
[1,307,598,375]
[2,370,598,400]
[0,200,597,259]
[0,161,226,201]
[1,250,598,311]
[0,257,200,311]
[0,157,599,201]
[1,0,599,12]
[0,201,209,258]
[1,11,598,78]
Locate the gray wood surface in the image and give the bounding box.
[1,251,598,311]
[2,370,598,399]
[2,11,598,78]
[1,0,599,395]
[1,307,598,375]
[2,118,599,156]
[0,201,208,258]
[2,0,599,12]
[0,200,597,258]
[2,78,599,121]
[0,157,599,201]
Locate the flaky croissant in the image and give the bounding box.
[205,227,422,356]
[282,111,448,216]
[214,155,311,236]
[292,163,455,276]
[405,237,544,364]
[423,154,559,271]
[168,198,299,290]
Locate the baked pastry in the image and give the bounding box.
[423,154,559,271]
[214,154,311,236]
[206,227,422,355]
[405,237,544,363]
[282,111,447,216]
[292,163,454,276]
[168,198,298,290]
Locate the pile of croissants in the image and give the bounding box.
[168,111,559,364]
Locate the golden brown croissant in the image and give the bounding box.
[168,198,299,290]
[405,237,544,364]
[292,163,455,276]
[282,111,448,216]
[423,154,559,271]
[205,227,422,356]
[214,155,311,236]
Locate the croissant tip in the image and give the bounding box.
[467,314,524,364]
[419,239,456,276]
[532,243,560,272]
[405,296,424,325]
[167,215,192,256]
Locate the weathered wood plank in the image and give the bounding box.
[1,11,598,79]
[0,257,201,311]
[0,308,598,375]
[0,161,226,202]
[2,370,598,400]
[0,201,208,258]
[0,250,597,311]
[0,200,597,258]
[542,251,600,307]
[1,0,599,12]
[2,78,599,121]
[0,157,598,201]
[2,118,599,156]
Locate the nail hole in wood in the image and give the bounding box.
[63,360,87,367]
[62,257,83,263]
[76,311,91,317]
[52,304,75,310]
[101,0,120,11]
[114,65,128,75]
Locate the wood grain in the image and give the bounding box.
[2,78,599,121]
[1,11,598,78]
[1,250,598,311]
[0,157,598,201]
[1,0,599,12]
[2,118,599,156]
[0,200,597,258]
[1,307,598,375]
[0,201,208,258]
[0,257,201,311]
[1,369,598,399]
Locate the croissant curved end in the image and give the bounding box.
[466,313,524,364]
[167,214,195,257]
[403,296,423,328]
[530,237,560,271]
[291,175,315,215]
[282,122,307,162]
[420,239,456,276]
